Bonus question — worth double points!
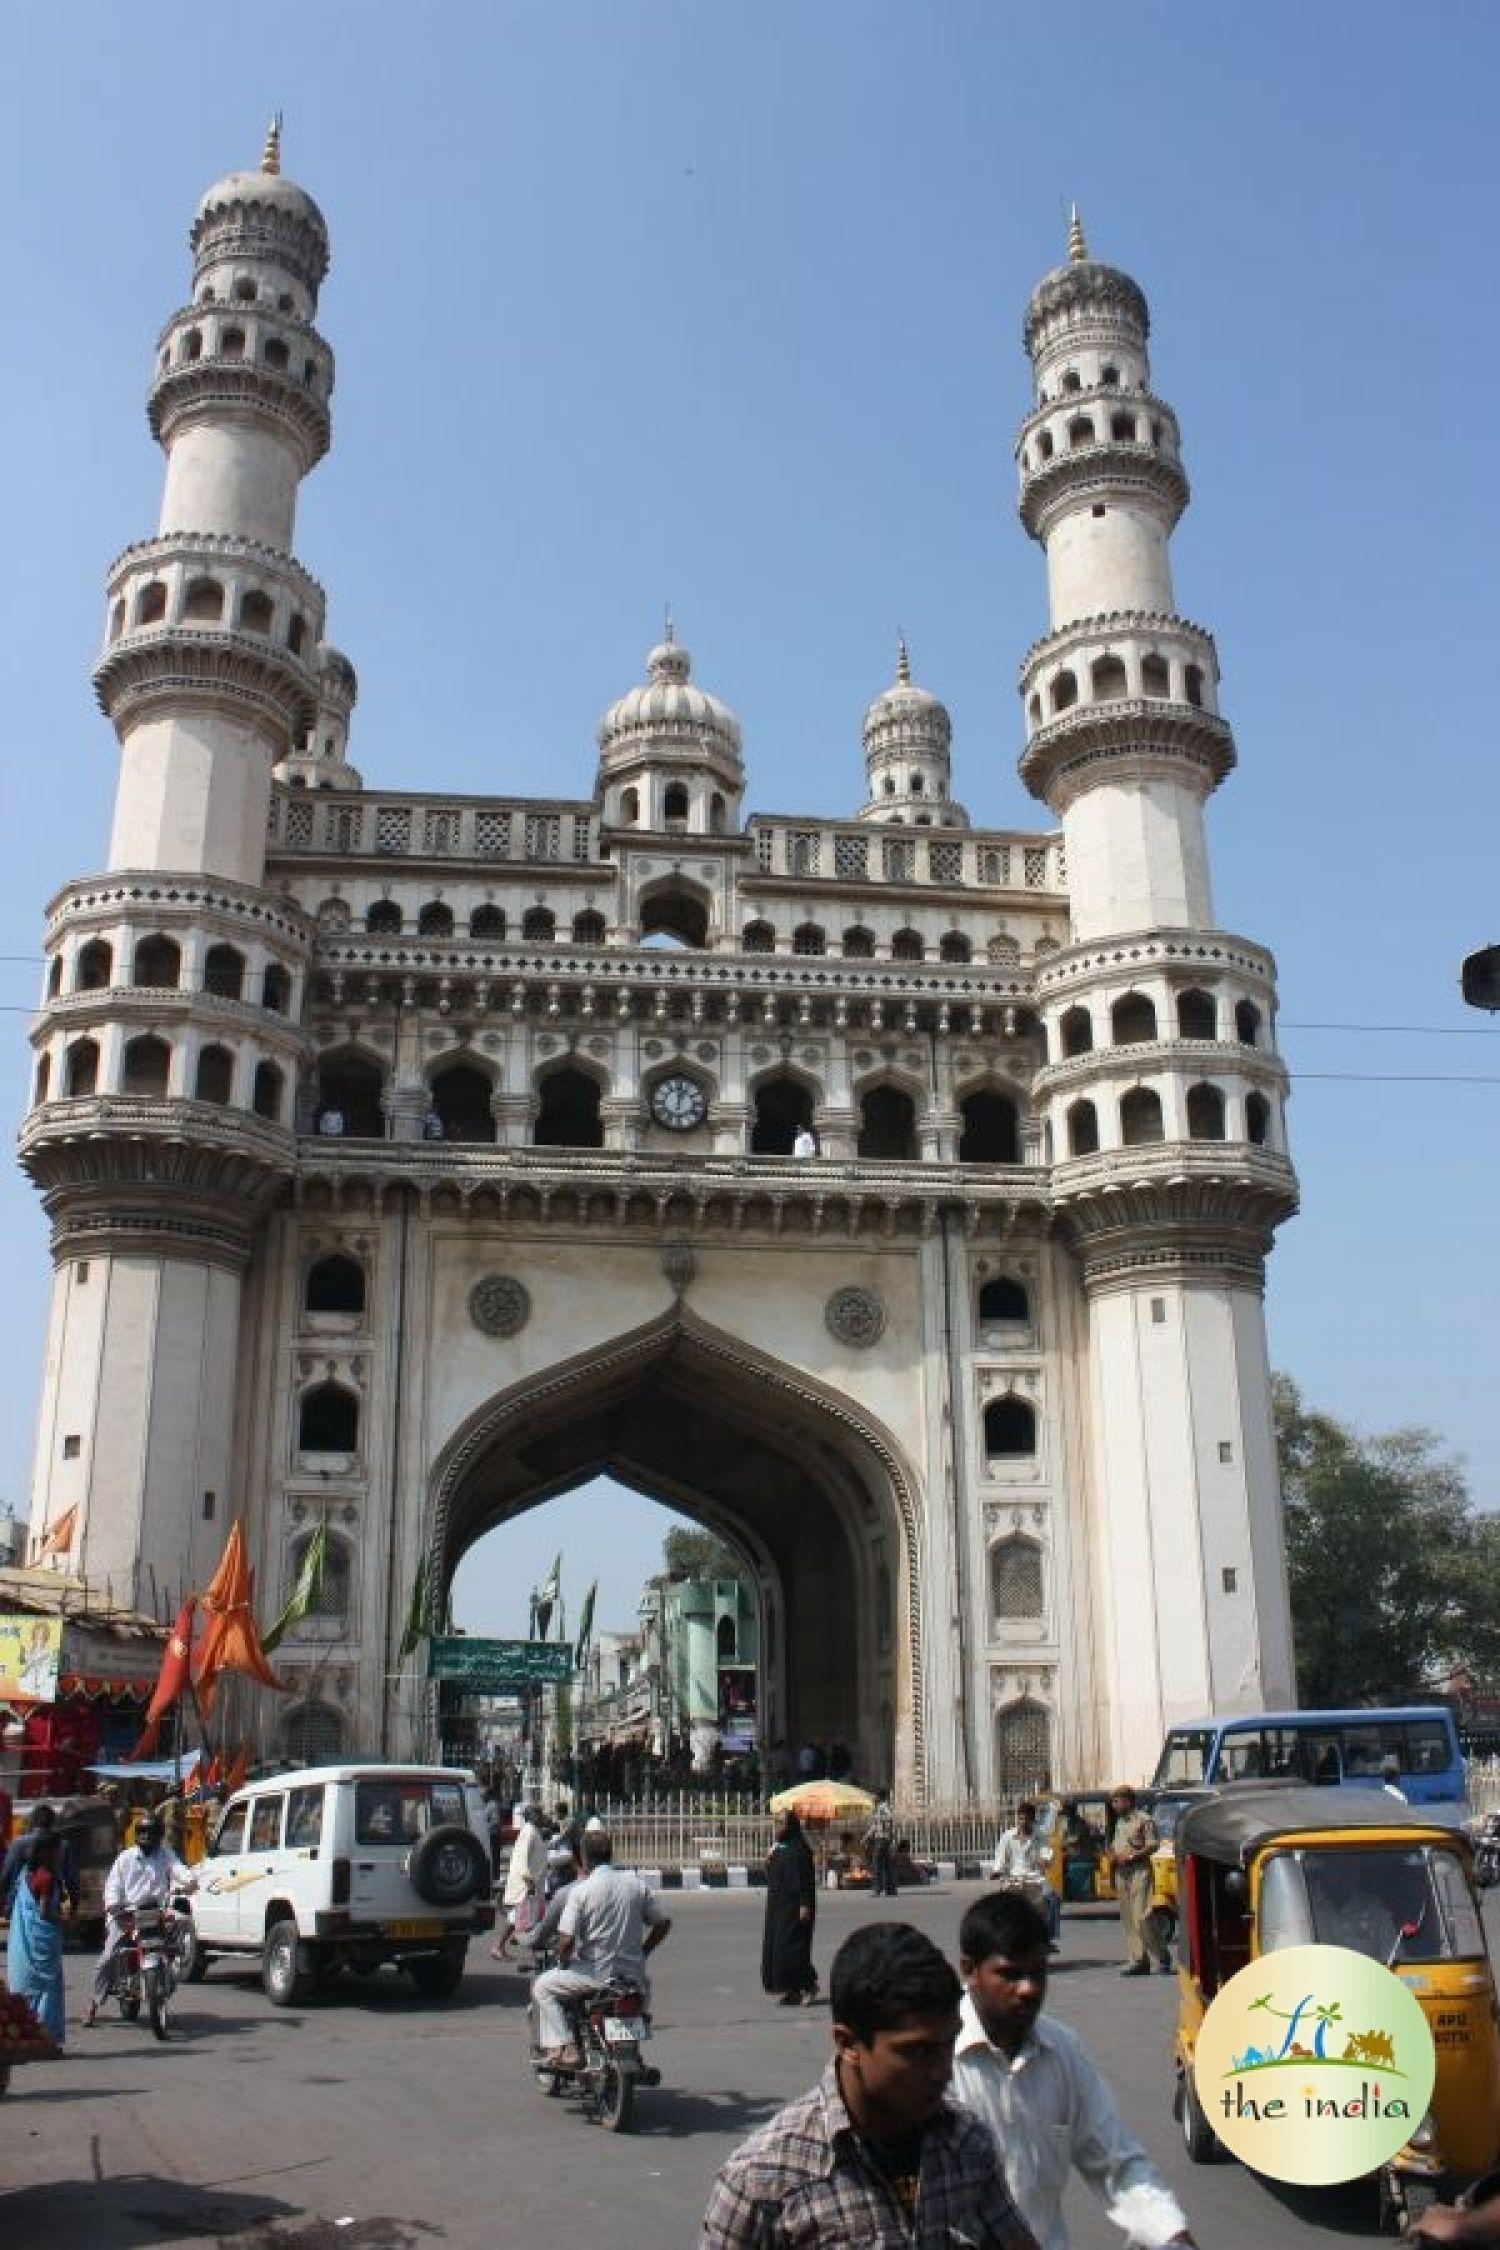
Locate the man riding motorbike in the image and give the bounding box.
[83,1810,196,2027]
[531,1828,670,2067]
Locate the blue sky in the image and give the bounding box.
[4,3,1497,1639]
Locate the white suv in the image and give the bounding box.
[187,1763,494,2005]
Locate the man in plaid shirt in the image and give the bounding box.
[701,1922,1039,2246]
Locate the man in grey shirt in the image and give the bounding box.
[532,1830,671,2063]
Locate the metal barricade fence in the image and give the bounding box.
[584,1793,1019,1871]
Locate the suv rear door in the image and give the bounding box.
[347,1775,472,1932]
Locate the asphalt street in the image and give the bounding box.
[4,1881,1491,2248]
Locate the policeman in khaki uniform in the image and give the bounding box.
[1109,1786,1169,1976]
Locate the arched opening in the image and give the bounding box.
[132,934,181,989]
[193,1043,234,1104]
[122,1034,171,1097]
[1235,999,1262,1046]
[435,1313,915,1792]
[135,582,168,627]
[1061,370,1082,394]
[470,905,506,940]
[990,1535,1043,1623]
[792,923,826,957]
[299,1382,359,1455]
[640,884,709,950]
[663,784,690,826]
[572,910,607,947]
[619,787,640,826]
[417,902,454,939]
[521,907,556,943]
[75,939,113,991]
[306,1254,366,1316]
[1066,1099,1099,1157]
[958,1089,1019,1164]
[1049,670,1078,714]
[995,1698,1051,1795]
[203,943,246,1000]
[238,589,274,635]
[709,793,726,834]
[262,962,292,1013]
[1177,988,1217,1040]
[534,1064,603,1149]
[741,920,775,954]
[315,1051,387,1138]
[1059,1004,1092,1057]
[46,956,62,998]
[1186,1082,1226,1140]
[983,1396,1036,1459]
[858,1084,918,1161]
[32,1053,51,1107]
[367,901,403,936]
[252,1060,283,1121]
[1120,1086,1165,1145]
[939,932,972,963]
[430,1062,497,1143]
[1091,655,1128,701]
[1184,664,1205,708]
[1110,411,1138,442]
[750,1075,813,1156]
[182,577,224,624]
[977,1276,1029,1327]
[842,926,875,958]
[891,928,924,962]
[1111,991,1157,1044]
[65,1039,100,1098]
[1067,415,1096,448]
[1246,1091,1271,1147]
[1141,653,1170,698]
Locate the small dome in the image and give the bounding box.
[862,641,952,754]
[191,127,330,292]
[194,167,328,240]
[598,633,742,764]
[316,642,358,707]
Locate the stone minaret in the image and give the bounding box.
[856,640,968,828]
[1017,212,1299,1775]
[21,127,336,1606]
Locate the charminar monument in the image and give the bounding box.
[20,134,1298,1800]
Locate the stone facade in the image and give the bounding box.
[19,154,1298,1799]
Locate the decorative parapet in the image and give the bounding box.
[1018,697,1234,807]
[743,820,1063,895]
[1032,926,1277,995]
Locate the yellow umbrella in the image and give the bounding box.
[769,1779,877,1823]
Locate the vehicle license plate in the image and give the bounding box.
[384,1919,444,1939]
[603,2017,646,2044]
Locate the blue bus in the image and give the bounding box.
[1150,1706,1465,1806]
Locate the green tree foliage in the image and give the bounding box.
[1276,1374,1487,1702]
[662,1524,741,1583]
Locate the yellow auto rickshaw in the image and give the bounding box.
[1172,1787,1500,2228]
[1034,1792,1117,1907]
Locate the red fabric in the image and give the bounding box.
[131,1598,198,1758]
[193,1524,284,1705]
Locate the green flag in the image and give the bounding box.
[535,1551,562,1640]
[398,1547,432,1660]
[262,1514,330,1654]
[574,1580,597,1667]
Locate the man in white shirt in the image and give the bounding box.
[989,1800,1061,1948]
[84,1811,196,2026]
[792,1126,817,1160]
[532,1829,671,2064]
[951,1890,1195,2250]
[493,1801,548,1961]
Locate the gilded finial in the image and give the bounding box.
[262,112,283,175]
[1067,202,1087,263]
[896,634,911,687]
[663,603,675,646]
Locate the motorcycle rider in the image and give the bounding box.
[532,1828,671,2067]
[83,1809,196,2027]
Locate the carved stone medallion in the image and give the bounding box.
[469,1274,531,1338]
[825,1285,886,1349]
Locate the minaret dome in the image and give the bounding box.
[857,639,966,828]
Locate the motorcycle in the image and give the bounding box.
[1475,1813,1500,1891]
[528,1973,661,2132]
[106,1902,185,2040]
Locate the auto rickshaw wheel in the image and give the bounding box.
[1175,2069,1224,2164]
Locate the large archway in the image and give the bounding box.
[425,1309,924,1794]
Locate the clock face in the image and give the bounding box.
[651,1075,708,1132]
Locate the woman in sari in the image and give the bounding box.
[761,1808,818,2005]
[6,1829,66,2048]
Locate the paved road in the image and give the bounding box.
[3,1882,1486,2247]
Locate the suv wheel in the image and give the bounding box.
[263,1919,311,2007]
[407,1940,467,2000]
[408,1825,489,1908]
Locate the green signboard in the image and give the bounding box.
[427,1636,574,1690]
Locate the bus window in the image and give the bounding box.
[1405,1719,1452,1776]
[1220,1728,1270,1780]
[1340,1723,1389,1778]
[1152,1729,1212,1787]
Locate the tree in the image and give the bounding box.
[662,1525,741,1583]
[1275,1375,1480,1703]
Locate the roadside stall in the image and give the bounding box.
[0,1568,167,1806]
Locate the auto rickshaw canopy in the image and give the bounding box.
[1175,1785,1458,1867]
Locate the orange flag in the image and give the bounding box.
[131,1597,199,1759]
[33,1503,78,1563]
[224,1745,250,1793]
[193,1522,285,1705]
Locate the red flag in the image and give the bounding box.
[193,1523,285,1705]
[131,1597,197,1759]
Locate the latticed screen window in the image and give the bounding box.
[834,834,868,880]
[788,830,819,877]
[980,846,1012,886]
[929,841,963,884]
[883,837,916,882]
[282,1702,344,1764]
[571,816,593,861]
[1023,847,1048,889]
[755,827,775,871]
[995,1699,1051,1795]
[424,810,458,855]
[474,810,512,858]
[988,934,1021,966]
[283,798,314,848]
[525,814,561,861]
[375,807,411,855]
[990,1535,1044,1621]
[326,806,361,852]
[1055,841,1067,884]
